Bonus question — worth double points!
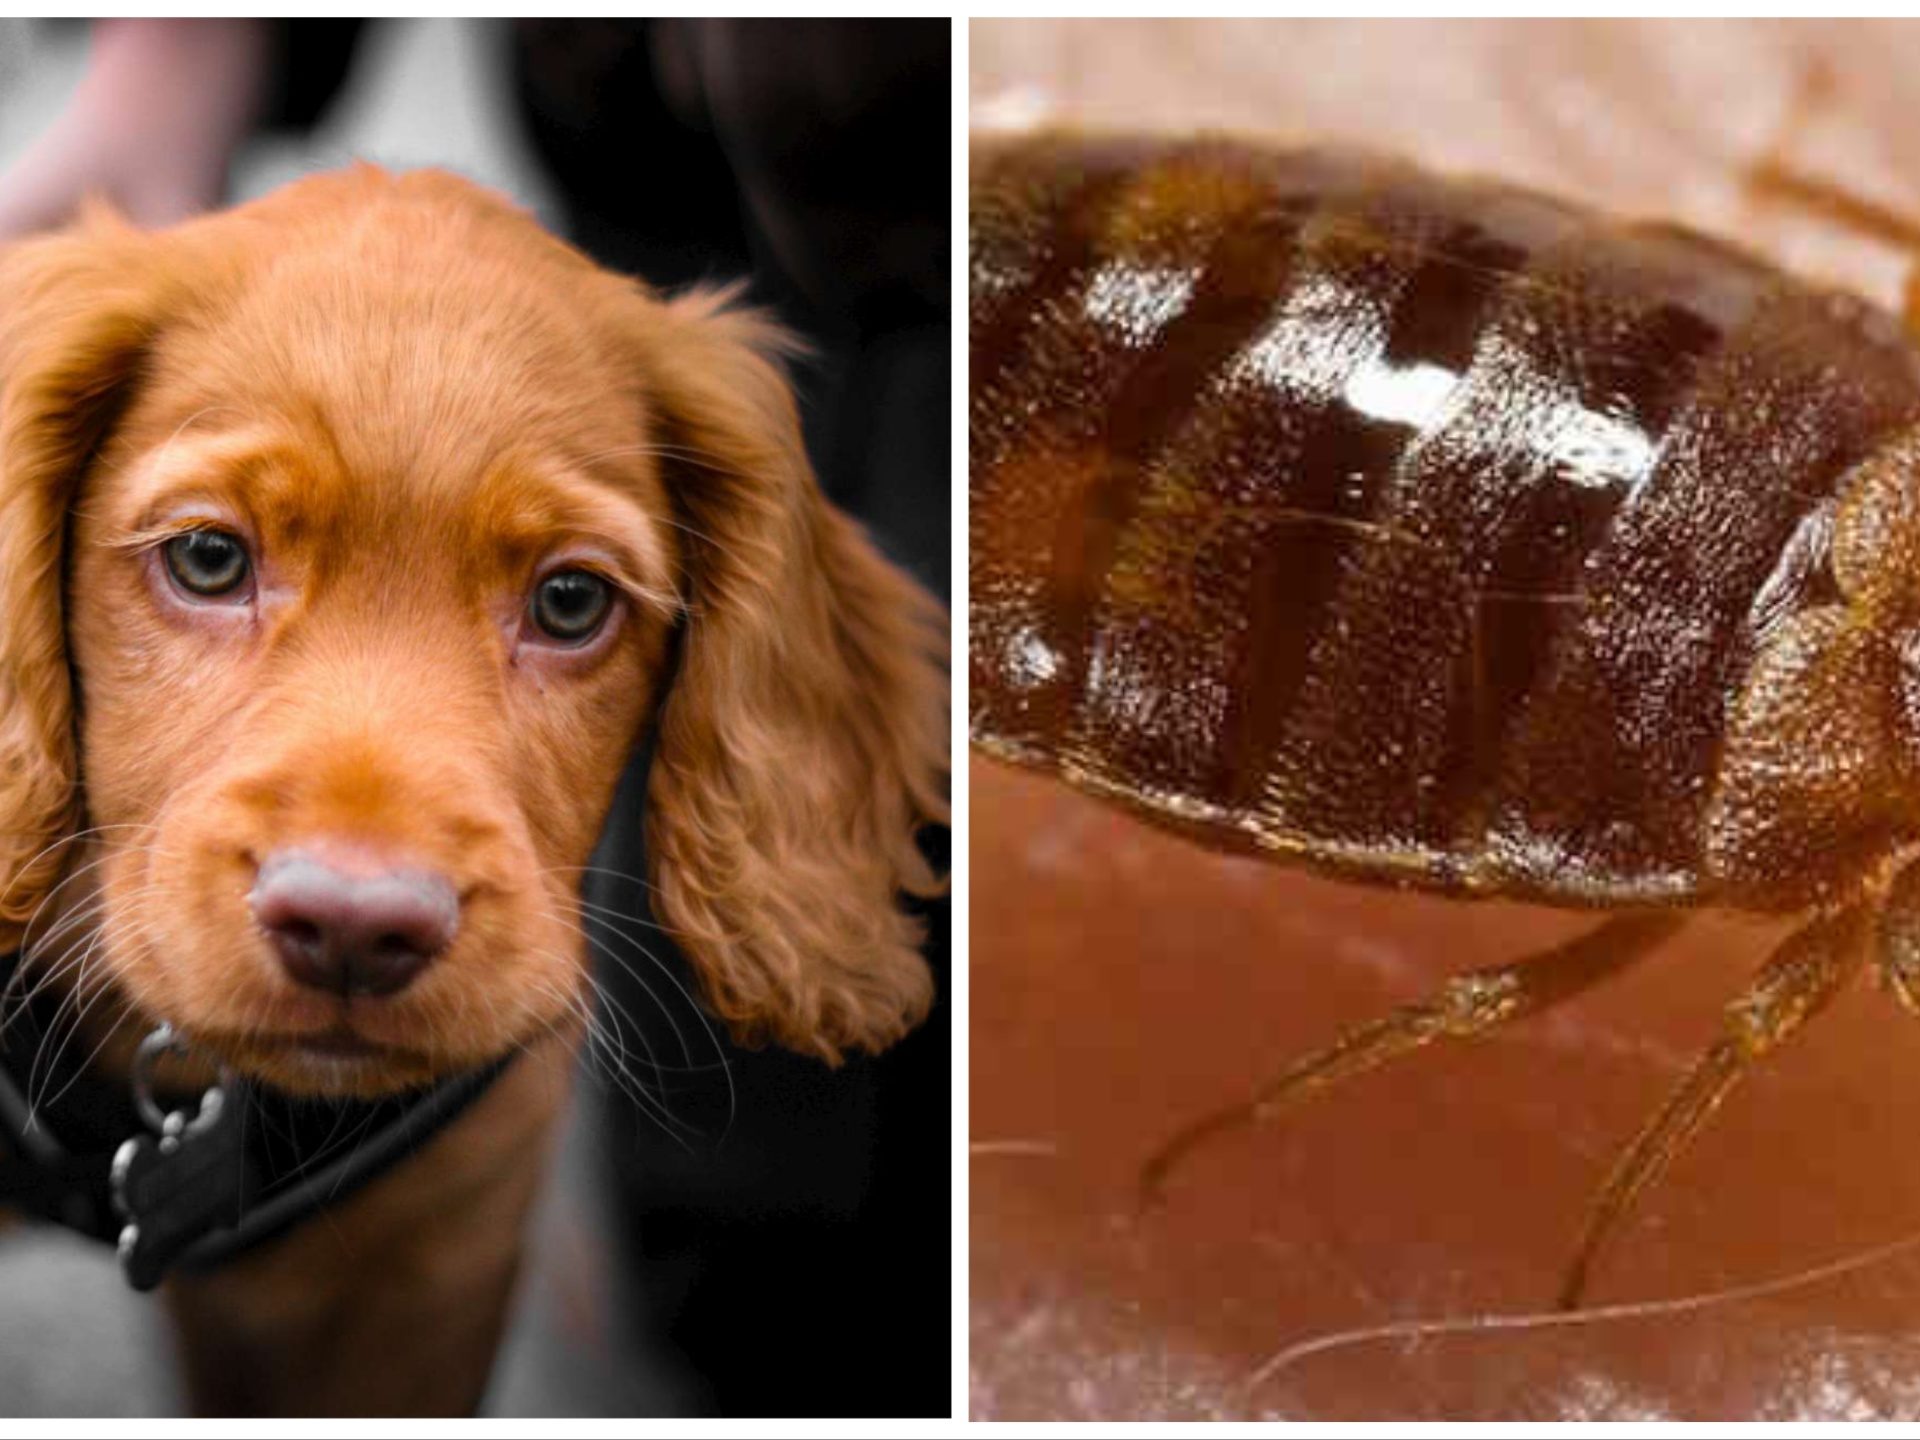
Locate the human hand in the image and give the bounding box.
[0,20,268,241]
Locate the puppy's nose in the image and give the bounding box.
[249,849,458,997]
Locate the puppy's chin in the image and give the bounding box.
[141,974,549,1101]
[193,1028,462,1100]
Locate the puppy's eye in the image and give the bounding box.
[529,570,612,643]
[163,530,251,598]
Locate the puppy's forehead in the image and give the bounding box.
[157,174,652,484]
[108,177,675,576]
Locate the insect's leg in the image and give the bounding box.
[1558,901,1872,1310]
[1872,860,1920,1014]
[1138,911,1685,1207]
[1739,58,1920,316]
[1745,156,1920,261]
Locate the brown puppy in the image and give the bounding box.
[0,166,947,1414]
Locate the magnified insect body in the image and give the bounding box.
[970,131,1920,1306]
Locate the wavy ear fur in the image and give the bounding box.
[634,291,948,1062]
[0,215,167,941]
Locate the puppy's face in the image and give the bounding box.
[0,168,946,1099]
[62,181,678,1096]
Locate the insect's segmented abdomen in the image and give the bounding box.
[970,134,1920,902]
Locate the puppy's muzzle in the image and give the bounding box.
[249,848,459,998]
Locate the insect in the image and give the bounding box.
[970,128,1920,1309]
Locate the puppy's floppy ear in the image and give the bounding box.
[633,290,948,1063]
[0,216,168,942]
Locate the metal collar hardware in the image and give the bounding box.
[0,984,510,1291]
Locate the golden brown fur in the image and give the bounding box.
[0,165,947,1413]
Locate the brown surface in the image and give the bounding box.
[973,761,1920,1420]
[970,19,1920,1420]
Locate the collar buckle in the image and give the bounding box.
[111,1024,251,1292]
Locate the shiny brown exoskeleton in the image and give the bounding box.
[971,131,1920,1307]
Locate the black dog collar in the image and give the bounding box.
[0,965,510,1291]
